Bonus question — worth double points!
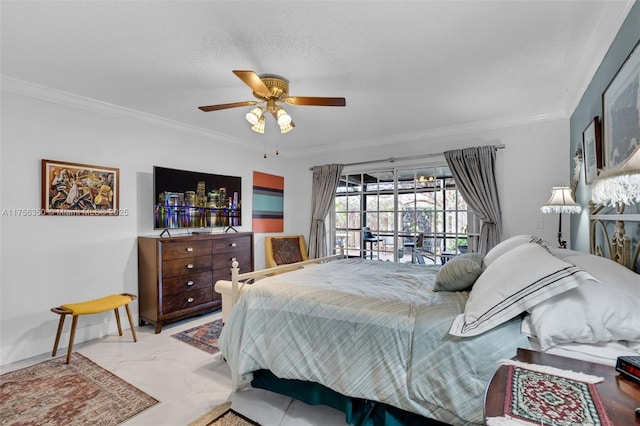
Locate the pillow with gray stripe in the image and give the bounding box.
[449,243,596,337]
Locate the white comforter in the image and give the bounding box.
[219,258,528,425]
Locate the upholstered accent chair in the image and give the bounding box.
[265,235,308,268]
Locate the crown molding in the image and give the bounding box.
[2,75,566,159]
[1,76,260,152]
[562,0,636,115]
[290,109,567,157]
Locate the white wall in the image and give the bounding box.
[296,118,572,246]
[0,90,306,365]
[0,88,569,366]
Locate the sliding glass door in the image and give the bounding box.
[334,165,472,264]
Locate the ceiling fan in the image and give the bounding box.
[198,70,346,134]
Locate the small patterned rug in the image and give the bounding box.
[503,365,612,425]
[0,352,158,425]
[172,319,224,354]
[188,401,261,426]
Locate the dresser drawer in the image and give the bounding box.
[162,271,212,296]
[138,232,252,333]
[212,236,251,253]
[162,288,213,313]
[162,255,212,278]
[212,250,251,271]
[212,268,235,283]
[212,252,252,282]
[161,240,212,261]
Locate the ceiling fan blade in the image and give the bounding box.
[233,70,271,97]
[198,101,258,112]
[283,96,346,107]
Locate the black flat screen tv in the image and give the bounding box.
[153,166,241,230]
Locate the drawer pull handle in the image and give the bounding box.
[230,242,237,247]
[187,297,194,303]
[187,263,194,269]
[186,247,194,252]
[186,280,194,286]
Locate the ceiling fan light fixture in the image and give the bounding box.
[198,70,346,140]
[279,121,294,134]
[251,116,266,134]
[276,108,292,126]
[246,107,263,125]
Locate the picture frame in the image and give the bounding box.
[42,159,120,216]
[602,39,640,170]
[582,116,601,184]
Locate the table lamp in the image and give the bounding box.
[591,145,640,207]
[541,187,582,248]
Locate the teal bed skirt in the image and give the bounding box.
[250,370,449,426]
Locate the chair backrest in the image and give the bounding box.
[362,226,375,238]
[265,235,308,268]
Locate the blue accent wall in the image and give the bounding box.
[569,1,640,252]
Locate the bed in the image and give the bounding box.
[217,206,639,426]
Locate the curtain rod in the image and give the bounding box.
[311,144,505,170]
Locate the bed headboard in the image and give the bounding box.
[589,202,640,273]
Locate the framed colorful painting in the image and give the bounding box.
[42,159,120,215]
[602,39,640,170]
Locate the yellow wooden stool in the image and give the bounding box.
[51,293,138,364]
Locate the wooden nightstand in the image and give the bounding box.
[484,348,640,425]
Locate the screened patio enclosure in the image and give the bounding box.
[334,165,476,264]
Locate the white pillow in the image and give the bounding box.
[548,249,639,292]
[529,280,640,350]
[449,243,595,337]
[483,235,544,266]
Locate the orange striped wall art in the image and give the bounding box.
[252,171,284,232]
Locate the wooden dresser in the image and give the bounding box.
[137,232,253,333]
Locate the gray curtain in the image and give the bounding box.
[308,164,343,259]
[444,146,502,254]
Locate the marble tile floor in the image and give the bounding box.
[1,311,347,426]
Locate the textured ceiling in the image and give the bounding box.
[1,1,634,156]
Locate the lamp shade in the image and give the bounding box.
[591,145,640,206]
[541,187,582,214]
[279,122,294,134]
[276,108,292,126]
[251,116,266,134]
[245,107,263,125]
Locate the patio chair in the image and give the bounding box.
[362,227,383,259]
[408,234,436,264]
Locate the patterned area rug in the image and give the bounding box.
[172,319,224,354]
[0,352,158,426]
[188,401,261,426]
[504,365,612,425]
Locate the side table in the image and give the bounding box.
[484,348,640,425]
